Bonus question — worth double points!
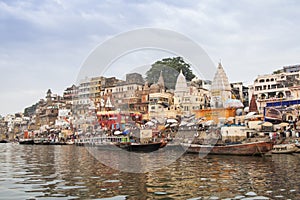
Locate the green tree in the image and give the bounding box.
[146,57,196,90]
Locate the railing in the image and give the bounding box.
[75,136,128,146]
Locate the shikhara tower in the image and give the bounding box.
[210,62,232,108]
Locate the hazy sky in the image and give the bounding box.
[1,0,300,115]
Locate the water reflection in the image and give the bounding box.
[0,144,300,199]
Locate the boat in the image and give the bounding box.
[118,141,165,152]
[272,144,298,154]
[66,140,74,145]
[0,139,9,143]
[295,143,300,153]
[33,138,50,145]
[78,136,165,152]
[183,141,273,156]
[19,139,35,145]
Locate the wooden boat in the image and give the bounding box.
[66,140,74,145]
[34,138,50,145]
[272,144,298,154]
[118,142,165,153]
[183,141,273,156]
[295,144,300,153]
[19,139,34,145]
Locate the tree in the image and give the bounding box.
[145,57,196,90]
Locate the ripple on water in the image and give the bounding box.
[242,196,269,200]
[56,185,86,190]
[103,180,120,183]
[154,191,168,195]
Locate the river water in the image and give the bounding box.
[0,143,299,200]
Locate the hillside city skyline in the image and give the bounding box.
[1,60,299,117]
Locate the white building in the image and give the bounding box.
[174,70,210,115]
[210,63,232,109]
[249,64,300,113]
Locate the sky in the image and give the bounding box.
[1,0,300,115]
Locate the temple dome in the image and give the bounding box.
[211,63,231,92]
[210,62,232,108]
[175,70,188,93]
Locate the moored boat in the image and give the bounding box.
[272,144,298,154]
[66,140,74,145]
[183,141,273,156]
[118,141,165,152]
[19,139,35,145]
[295,143,300,153]
[0,139,9,143]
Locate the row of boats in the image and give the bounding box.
[16,135,272,155]
[18,138,73,145]
[14,126,300,155]
[14,137,300,155]
[73,136,275,156]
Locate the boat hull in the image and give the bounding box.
[184,141,273,156]
[119,142,164,153]
[272,144,297,154]
[19,139,34,145]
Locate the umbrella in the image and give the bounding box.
[246,111,257,117]
[151,119,158,124]
[166,119,177,124]
[279,122,289,127]
[179,121,188,126]
[170,123,178,127]
[114,130,122,135]
[145,121,155,126]
[187,116,195,121]
[205,120,214,126]
[122,129,130,135]
[187,122,195,127]
[262,122,273,127]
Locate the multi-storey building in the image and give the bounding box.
[111,73,144,111]
[231,82,249,107]
[35,89,65,128]
[174,70,210,115]
[77,76,103,106]
[249,64,300,113]
[63,84,78,108]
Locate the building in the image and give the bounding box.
[111,73,144,111]
[249,64,300,113]
[231,82,249,107]
[210,62,232,109]
[77,76,104,106]
[63,84,78,108]
[35,89,65,128]
[148,72,176,119]
[174,71,210,115]
[75,76,120,114]
[194,63,237,122]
